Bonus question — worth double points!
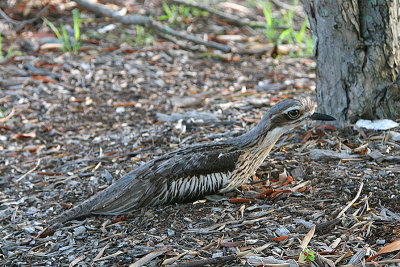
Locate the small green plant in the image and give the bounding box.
[158,3,178,24]
[302,248,315,262]
[259,0,313,56]
[0,109,4,119]
[261,1,277,41]
[0,33,14,60]
[135,25,155,46]
[278,28,293,45]
[297,18,314,56]
[42,8,82,53]
[158,3,208,25]
[260,1,293,45]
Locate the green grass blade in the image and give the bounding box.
[162,3,173,19]
[278,28,292,44]
[73,9,80,45]
[295,18,308,45]
[60,24,71,51]
[43,17,62,40]
[261,1,273,28]
[6,44,13,58]
[158,15,169,21]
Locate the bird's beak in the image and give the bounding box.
[309,112,336,121]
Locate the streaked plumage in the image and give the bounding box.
[48,98,334,226]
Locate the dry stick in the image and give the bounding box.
[336,182,364,218]
[169,0,265,28]
[70,255,85,267]
[92,242,112,262]
[93,250,124,262]
[0,5,50,25]
[73,0,149,25]
[73,0,230,52]
[16,159,41,182]
[365,259,400,266]
[156,31,199,52]
[171,254,237,267]
[130,246,171,267]
[0,108,15,123]
[151,21,230,52]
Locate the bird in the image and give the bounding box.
[47,98,335,227]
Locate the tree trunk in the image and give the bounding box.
[303,0,400,127]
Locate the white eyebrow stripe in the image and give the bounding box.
[284,106,302,112]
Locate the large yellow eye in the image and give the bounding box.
[287,109,300,119]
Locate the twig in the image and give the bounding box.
[130,246,171,267]
[365,259,400,266]
[0,108,15,123]
[171,254,237,267]
[73,0,231,52]
[151,21,230,52]
[16,159,41,182]
[92,250,124,262]
[0,5,50,25]
[73,0,149,25]
[300,224,315,250]
[169,0,265,28]
[92,242,112,262]
[336,182,364,218]
[70,255,85,267]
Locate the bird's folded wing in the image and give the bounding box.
[92,143,243,215]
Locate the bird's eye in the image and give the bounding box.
[287,110,300,119]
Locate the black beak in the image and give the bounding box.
[309,112,336,121]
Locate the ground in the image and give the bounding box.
[0,1,400,266]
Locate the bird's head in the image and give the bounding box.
[232,98,335,148]
[266,98,335,130]
[241,98,335,146]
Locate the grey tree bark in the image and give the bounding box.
[302,0,400,127]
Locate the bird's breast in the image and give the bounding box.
[220,146,271,192]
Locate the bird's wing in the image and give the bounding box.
[92,143,243,215]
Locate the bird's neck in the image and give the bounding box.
[231,115,281,148]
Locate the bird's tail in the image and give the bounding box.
[44,170,138,230]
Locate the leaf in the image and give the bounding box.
[255,189,274,199]
[13,131,36,139]
[302,131,314,144]
[113,102,136,107]
[103,46,121,52]
[111,215,127,224]
[366,239,400,262]
[269,189,292,199]
[298,225,316,263]
[228,198,253,204]
[296,186,307,193]
[301,225,316,249]
[220,241,244,248]
[278,169,288,184]
[60,202,73,208]
[315,124,336,132]
[270,235,289,242]
[32,76,57,83]
[282,175,293,186]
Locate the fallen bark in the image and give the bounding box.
[171,255,237,267]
